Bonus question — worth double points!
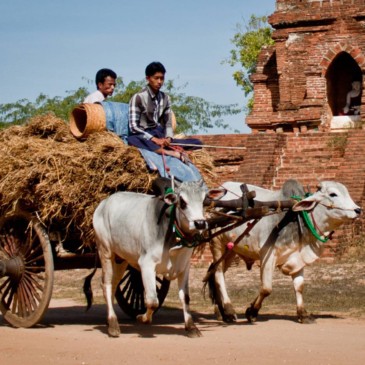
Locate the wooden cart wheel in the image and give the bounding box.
[115,265,170,318]
[0,213,54,328]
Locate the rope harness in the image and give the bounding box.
[161,150,171,177]
[164,188,206,249]
[161,146,191,177]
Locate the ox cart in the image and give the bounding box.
[0,180,294,329]
[0,112,297,330]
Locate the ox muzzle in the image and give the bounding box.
[189,220,208,231]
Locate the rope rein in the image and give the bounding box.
[161,150,171,177]
[318,201,356,212]
[165,189,205,248]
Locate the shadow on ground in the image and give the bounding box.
[0,302,343,338]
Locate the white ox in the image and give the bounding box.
[91,180,224,337]
[209,180,361,324]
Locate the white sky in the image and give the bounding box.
[0,0,275,134]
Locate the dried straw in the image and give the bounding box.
[0,114,216,248]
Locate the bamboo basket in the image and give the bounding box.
[70,103,106,139]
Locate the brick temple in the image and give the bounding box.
[194,0,365,263]
[246,0,365,133]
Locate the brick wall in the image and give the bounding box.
[192,130,365,263]
[247,0,365,133]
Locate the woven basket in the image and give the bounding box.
[70,103,106,139]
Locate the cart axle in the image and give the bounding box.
[0,256,24,280]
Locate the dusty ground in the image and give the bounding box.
[1,261,365,365]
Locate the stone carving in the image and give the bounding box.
[342,81,362,116]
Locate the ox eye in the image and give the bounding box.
[179,197,187,209]
[329,193,337,198]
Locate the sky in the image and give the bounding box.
[0,0,276,134]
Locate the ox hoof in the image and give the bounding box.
[136,314,152,324]
[214,305,223,321]
[107,318,121,337]
[108,327,120,338]
[223,313,237,323]
[186,326,202,338]
[298,314,316,324]
[214,304,237,323]
[245,306,259,323]
[222,304,237,323]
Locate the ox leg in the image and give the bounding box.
[292,269,316,324]
[246,254,275,323]
[137,258,159,324]
[100,254,122,337]
[213,253,237,323]
[178,267,202,338]
[209,238,237,322]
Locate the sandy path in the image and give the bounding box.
[1,298,364,365]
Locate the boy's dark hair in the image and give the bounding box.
[145,62,166,77]
[95,68,117,86]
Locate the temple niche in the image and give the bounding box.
[246,0,365,133]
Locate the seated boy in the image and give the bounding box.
[127,61,201,163]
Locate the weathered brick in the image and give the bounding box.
[247,0,365,133]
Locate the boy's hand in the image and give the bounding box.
[151,137,170,147]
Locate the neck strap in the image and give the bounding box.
[292,195,329,243]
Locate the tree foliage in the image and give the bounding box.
[226,15,274,111]
[0,87,88,129]
[0,77,241,134]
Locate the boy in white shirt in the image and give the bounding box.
[84,68,117,103]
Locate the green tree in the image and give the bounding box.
[0,87,89,129]
[0,77,241,134]
[226,15,274,112]
[112,79,240,134]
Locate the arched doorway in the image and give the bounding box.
[326,52,362,116]
[263,51,279,112]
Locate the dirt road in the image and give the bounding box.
[1,297,364,365]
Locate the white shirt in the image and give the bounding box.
[83,90,105,103]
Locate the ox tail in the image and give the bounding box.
[202,263,218,305]
[83,257,98,311]
[202,246,233,304]
[203,264,229,321]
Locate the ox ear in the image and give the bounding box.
[206,188,227,201]
[163,193,178,206]
[292,197,318,212]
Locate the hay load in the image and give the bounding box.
[0,114,216,248]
